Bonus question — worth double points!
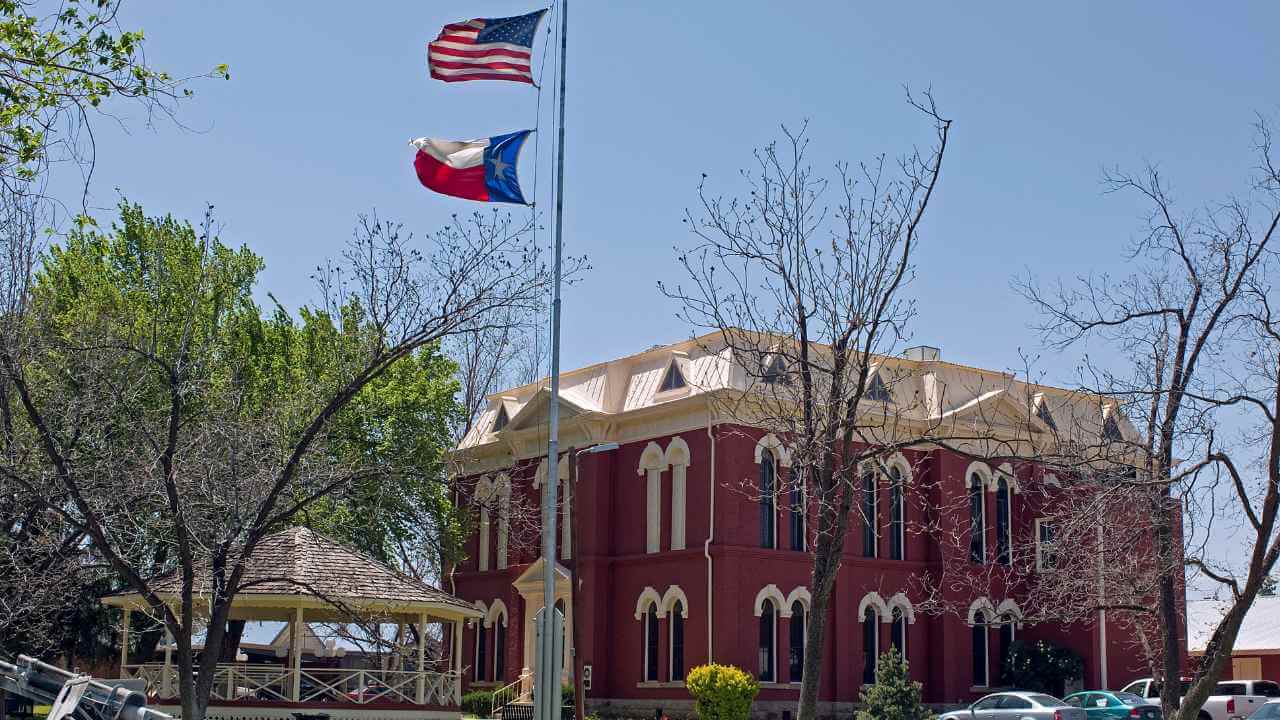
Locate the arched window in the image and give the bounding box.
[789,600,806,683]
[643,601,659,681]
[862,468,878,558]
[789,468,806,552]
[862,606,879,685]
[758,598,777,682]
[889,465,905,560]
[670,600,685,681]
[475,622,487,681]
[969,472,986,564]
[760,449,777,549]
[995,477,1011,566]
[998,613,1015,682]
[494,618,506,680]
[972,610,989,688]
[891,606,907,658]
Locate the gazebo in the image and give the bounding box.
[103,527,481,720]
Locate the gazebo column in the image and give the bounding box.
[162,625,173,697]
[415,613,428,704]
[453,619,463,704]
[119,608,130,673]
[291,606,304,702]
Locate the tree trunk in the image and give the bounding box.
[219,620,246,663]
[797,538,841,720]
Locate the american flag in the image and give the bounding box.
[428,9,547,84]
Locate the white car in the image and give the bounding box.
[1119,678,1267,720]
[939,691,1088,720]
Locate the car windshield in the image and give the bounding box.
[1114,692,1147,705]
[1028,694,1064,707]
[1153,681,1193,697]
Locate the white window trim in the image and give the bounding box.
[972,610,990,688]
[861,462,879,557]
[495,475,510,569]
[891,606,908,659]
[994,476,1013,565]
[1035,518,1056,571]
[665,438,692,551]
[759,449,779,549]
[965,462,991,563]
[759,598,779,682]
[637,442,666,554]
[862,606,880,685]
[753,584,787,616]
[476,478,494,572]
[642,601,659,682]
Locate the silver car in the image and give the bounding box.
[940,691,1089,720]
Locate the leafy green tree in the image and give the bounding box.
[0,0,225,190]
[856,647,933,720]
[0,201,549,720]
[1001,640,1084,697]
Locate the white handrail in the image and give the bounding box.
[120,663,462,706]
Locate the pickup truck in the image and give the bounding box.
[1118,678,1274,720]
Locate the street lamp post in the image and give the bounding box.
[568,442,616,720]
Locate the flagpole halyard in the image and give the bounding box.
[537,1,568,720]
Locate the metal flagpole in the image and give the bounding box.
[537,3,568,720]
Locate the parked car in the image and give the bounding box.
[1220,682,1280,700]
[1063,690,1162,719]
[1248,700,1280,720]
[939,691,1088,720]
[1117,678,1263,720]
[345,681,391,702]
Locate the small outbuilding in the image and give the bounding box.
[1188,597,1280,681]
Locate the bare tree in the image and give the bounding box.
[0,201,552,720]
[661,91,951,720]
[1014,117,1280,719]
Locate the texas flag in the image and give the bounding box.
[409,130,532,204]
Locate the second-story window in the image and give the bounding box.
[760,449,777,549]
[889,465,905,561]
[995,477,1011,565]
[789,467,806,551]
[862,468,878,558]
[968,472,986,564]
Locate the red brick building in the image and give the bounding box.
[450,333,1160,716]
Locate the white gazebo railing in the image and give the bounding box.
[122,664,462,707]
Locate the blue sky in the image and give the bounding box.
[70,1,1277,384]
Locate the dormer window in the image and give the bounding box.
[1034,396,1057,432]
[492,405,510,433]
[762,354,790,385]
[659,359,686,392]
[1102,410,1122,442]
[865,372,891,403]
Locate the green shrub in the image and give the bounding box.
[461,689,496,717]
[563,682,575,707]
[686,664,760,720]
[856,647,934,720]
[1001,639,1084,697]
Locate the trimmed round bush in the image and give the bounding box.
[461,689,496,717]
[686,664,760,720]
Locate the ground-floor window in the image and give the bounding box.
[670,601,685,681]
[862,607,878,684]
[759,599,777,682]
[789,601,805,682]
[494,621,506,680]
[475,623,487,681]
[972,611,989,687]
[891,606,907,658]
[998,615,1014,682]
[644,602,659,681]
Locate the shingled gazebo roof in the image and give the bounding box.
[103,527,480,622]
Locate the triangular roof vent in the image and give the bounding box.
[762,354,790,385]
[865,372,891,403]
[1102,410,1123,442]
[492,405,510,433]
[659,359,686,392]
[1035,396,1057,432]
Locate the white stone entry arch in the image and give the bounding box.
[754,433,792,467]
[995,598,1024,628]
[857,591,891,622]
[784,587,812,616]
[638,442,666,554]
[661,585,690,618]
[665,437,692,551]
[634,586,663,619]
[753,584,788,617]
[886,592,916,624]
[966,597,998,626]
[485,598,509,628]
